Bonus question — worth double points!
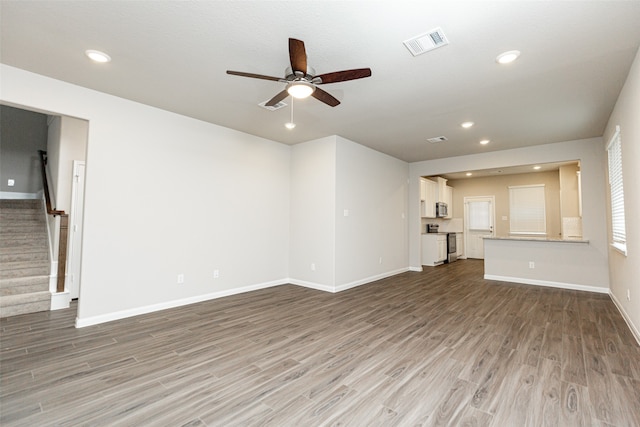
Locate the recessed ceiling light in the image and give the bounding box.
[479,139,490,145]
[466,172,473,176]
[285,122,296,130]
[85,49,111,63]
[496,50,520,64]
[533,165,541,170]
[461,121,474,129]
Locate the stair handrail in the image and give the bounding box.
[37,150,68,293]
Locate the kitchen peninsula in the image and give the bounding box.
[483,236,608,294]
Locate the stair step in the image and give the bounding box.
[0,245,48,255]
[0,221,46,229]
[0,199,43,209]
[0,214,45,221]
[0,230,47,238]
[0,276,49,296]
[0,291,51,318]
[0,237,48,248]
[0,250,48,263]
[0,261,50,279]
[1,225,47,235]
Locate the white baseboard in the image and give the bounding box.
[609,291,640,346]
[484,274,609,294]
[75,268,414,328]
[334,268,410,293]
[51,291,71,310]
[409,266,423,272]
[75,279,289,328]
[0,191,40,199]
[289,267,412,293]
[288,279,335,293]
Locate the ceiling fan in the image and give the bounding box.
[226,38,372,107]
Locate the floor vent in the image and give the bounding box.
[404,28,449,56]
[426,136,448,143]
[259,100,287,111]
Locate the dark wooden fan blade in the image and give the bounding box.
[315,68,372,84]
[226,70,283,82]
[265,90,289,107]
[312,87,340,107]
[289,38,307,75]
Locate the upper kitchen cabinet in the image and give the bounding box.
[420,178,437,218]
[436,177,448,203]
[444,185,453,218]
[421,177,453,218]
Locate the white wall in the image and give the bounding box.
[409,138,610,286]
[603,47,640,342]
[289,135,410,292]
[334,136,409,289]
[0,105,48,194]
[48,115,88,211]
[1,65,291,326]
[289,136,337,290]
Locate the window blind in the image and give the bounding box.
[468,200,492,231]
[509,184,546,235]
[607,126,626,251]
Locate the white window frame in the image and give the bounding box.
[607,125,627,255]
[509,184,547,235]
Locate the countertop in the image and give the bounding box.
[422,232,458,235]
[483,236,589,244]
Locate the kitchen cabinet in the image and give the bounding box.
[444,186,453,218]
[420,178,437,218]
[436,177,448,203]
[421,234,447,266]
[456,233,464,258]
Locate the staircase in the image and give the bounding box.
[0,199,51,317]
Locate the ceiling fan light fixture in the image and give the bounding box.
[287,81,315,99]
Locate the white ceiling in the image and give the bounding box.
[2,1,639,163]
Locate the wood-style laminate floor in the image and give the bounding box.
[1,260,639,426]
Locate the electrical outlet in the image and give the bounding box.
[311,263,316,271]
[177,273,184,284]
[529,261,535,269]
[343,209,349,217]
[7,179,15,187]
[628,289,631,301]
[214,269,219,279]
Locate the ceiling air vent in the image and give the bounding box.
[426,136,448,144]
[258,100,287,111]
[403,28,449,56]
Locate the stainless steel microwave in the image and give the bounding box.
[435,202,448,218]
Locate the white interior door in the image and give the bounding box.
[464,196,495,259]
[68,161,85,299]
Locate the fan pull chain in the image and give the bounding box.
[285,97,296,129]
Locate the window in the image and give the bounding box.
[509,184,546,235]
[607,125,626,255]
[467,200,492,231]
